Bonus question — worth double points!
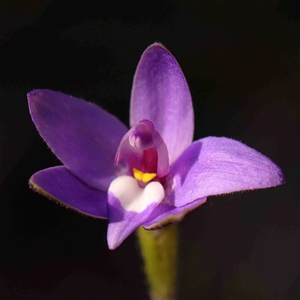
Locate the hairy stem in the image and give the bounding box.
[137,224,178,300]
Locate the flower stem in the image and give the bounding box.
[136,224,178,300]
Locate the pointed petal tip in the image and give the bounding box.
[27,89,40,112]
[141,42,172,60]
[107,239,120,250]
[145,42,167,51]
[270,164,285,187]
[27,89,46,104]
[106,224,127,250]
[27,89,55,117]
[27,89,39,99]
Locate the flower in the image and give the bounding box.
[28,43,284,250]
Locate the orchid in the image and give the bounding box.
[28,43,284,251]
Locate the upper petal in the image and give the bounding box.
[30,166,108,218]
[28,89,128,190]
[167,136,285,207]
[130,43,194,164]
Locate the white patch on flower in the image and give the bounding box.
[108,176,164,212]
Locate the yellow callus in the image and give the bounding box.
[133,168,157,183]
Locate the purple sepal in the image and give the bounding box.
[130,43,194,164]
[168,137,285,207]
[107,192,158,250]
[28,89,128,191]
[115,119,169,176]
[30,166,108,218]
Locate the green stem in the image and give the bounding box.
[136,224,178,300]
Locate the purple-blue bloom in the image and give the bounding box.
[28,43,284,250]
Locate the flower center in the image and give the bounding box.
[115,119,170,178]
[108,119,170,212]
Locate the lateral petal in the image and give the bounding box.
[29,166,108,218]
[167,137,285,207]
[28,89,128,191]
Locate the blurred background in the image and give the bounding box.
[0,0,299,299]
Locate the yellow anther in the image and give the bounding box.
[142,172,157,183]
[133,168,143,181]
[133,168,157,183]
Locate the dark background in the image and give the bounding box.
[0,1,299,299]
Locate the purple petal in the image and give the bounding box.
[28,89,128,191]
[130,43,194,164]
[167,137,285,207]
[107,193,159,250]
[115,119,169,177]
[143,197,207,230]
[29,166,108,218]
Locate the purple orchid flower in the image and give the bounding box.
[28,43,284,250]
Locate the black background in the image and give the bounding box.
[1,1,299,299]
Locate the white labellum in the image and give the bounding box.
[108,176,165,212]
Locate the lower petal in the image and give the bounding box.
[167,136,285,207]
[30,166,108,218]
[107,176,164,249]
